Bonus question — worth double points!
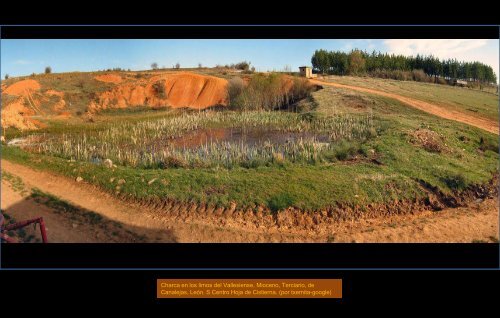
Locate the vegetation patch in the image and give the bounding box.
[1,170,28,196]
[228,73,315,111]
[409,128,446,153]
[1,70,498,216]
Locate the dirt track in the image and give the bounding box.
[1,160,498,243]
[310,79,499,134]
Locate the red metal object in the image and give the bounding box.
[0,212,48,243]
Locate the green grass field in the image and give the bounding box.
[2,77,498,213]
[323,75,499,122]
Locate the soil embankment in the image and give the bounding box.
[1,72,229,130]
[2,159,497,243]
[88,72,228,112]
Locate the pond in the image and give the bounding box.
[151,127,330,149]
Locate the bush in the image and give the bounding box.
[45,66,52,74]
[440,173,467,191]
[152,81,166,98]
[229,73,314,111]
[330,141,359,161]
[436,77,447,85]
[234,61,251,71]
[267,193,295,213]
[369,69,433,83]
[410,128,445,153]
[151,62,158,70]
[411,69,430,82]
[4,74,9,80]
[348,50,366,75]
[154,156,188,169]
[479,136,498,153]
[227,77,245,105]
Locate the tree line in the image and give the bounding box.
[311,49,497,84]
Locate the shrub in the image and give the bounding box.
[234,61,251,71]
[411,69,429,82]
[151,62,158,70]
[175,63,180,69]
[291,77,312,102]
[479,136,498,153]
[369,69,433,83]
[152,81,166,98]
[348,50,366,75]
[436,77,447,85]
[229,73,313,111]
[440,173,467,191]
[45,66,52,74]
[268,193,295,213]
[330,141,359,161]
[4,74,9,80]
[159,156,187,168]
[410,128,445,153]
[227,77,245,106]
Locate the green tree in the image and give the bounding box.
[348,50,366,75]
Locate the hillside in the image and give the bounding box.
[1,70,231,130]
[1,69,498,242]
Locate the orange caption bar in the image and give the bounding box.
[157,279,342,299]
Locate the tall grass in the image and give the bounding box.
[229,74,313,111]
[30,110,375,169]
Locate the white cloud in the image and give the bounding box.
[14,59,32,65]
[384,39,488,58]
[384,39,499,81]
[341,43,353,51]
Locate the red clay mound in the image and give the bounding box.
[89,72,228,112]
[4,79,41,96]
[1,98,38,130]
[2,80,44,130]
[94,74,123,84]
[162,72,228,108]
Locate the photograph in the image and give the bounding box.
[1,38,498,244]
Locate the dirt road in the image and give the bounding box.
[310,79,499,134]
[1,159,498,243]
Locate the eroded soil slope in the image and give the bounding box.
[1,160,498,243]
[88,72,228,112]
[1,72,228,130]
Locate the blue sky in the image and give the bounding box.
[1,39,498,79]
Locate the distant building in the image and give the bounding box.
[453,79,468,87]
[299,66,315,78]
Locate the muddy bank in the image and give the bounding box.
[2,159,498,242]
[119,175,498,234]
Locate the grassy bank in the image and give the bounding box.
[323,75,499,122]
[2,84,497,213]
